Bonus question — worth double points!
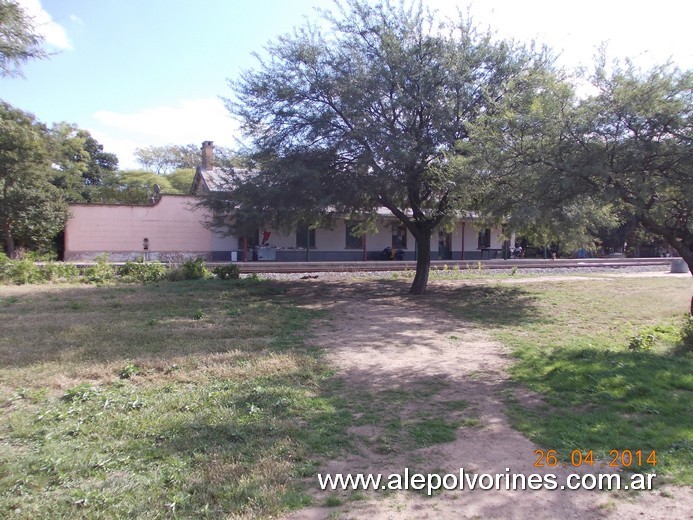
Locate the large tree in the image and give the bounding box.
[471,60,692,311]
[0,101,67,257]
[581,63,692,267]
[581,63,692,312]
[216,0,550,294]
[48,123,119,202]
[0,0,47,77]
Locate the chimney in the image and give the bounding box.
[201,140,214,170]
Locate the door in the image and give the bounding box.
[438,231,452,260]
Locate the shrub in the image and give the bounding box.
[82,254,115,284]
[212,264,240,280]
[678,315,693,354]
[179,258,212,280]
[117,261,167,284]
[628,333,657,352]
[0,256,42,285]
[40,262,80,283]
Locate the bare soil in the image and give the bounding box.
[284,275,692,520]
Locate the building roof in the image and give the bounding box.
[191,166,227,194]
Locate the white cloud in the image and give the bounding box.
[91,98,240,169]
[17,0,72,50]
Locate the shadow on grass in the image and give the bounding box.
[509,345,693,481]
[0,275,687,518]
[147,368,598,519]
[0,278,301,369]
[433,284,542,326]
[282,277,543,329]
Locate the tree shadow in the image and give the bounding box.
[0,279,300,370]
[281,277,544,329]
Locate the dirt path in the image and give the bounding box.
[284,278,691,520]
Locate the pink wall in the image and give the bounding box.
[64,195,213,261]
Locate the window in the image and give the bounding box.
[296,224,316,249]
[478,228,491,249]
[345,222,363,249]
[392,224,407,249]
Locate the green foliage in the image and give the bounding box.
[0,255,41,284]
[118,361,141,379]
[0,101,68,257]
[81,254,115,284]
[0,255,229,286]
[0,253,79,284]
[117,260,167,284]
[473,57,693,273]
[678,315,693,354]
[62,383,99,403]
[40,261,80,283]
[0,279,345,518]
[1,103,119,257]
[215,0,552,294]
[0,0,48,77]
[167,168,195,193]
[47,123,118,202]
[212,264,240,280]
[628,333,657,352]
[178,257,212,280]
[87,167,194,204]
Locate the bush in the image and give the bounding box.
[82,254,115,284]
[40,262,80,283]
[212,264,240,280]
[0,255,42,285]
[628,333,657,352]
[174,257,212,280]
[117,261,167,284]
[678,315,693,354]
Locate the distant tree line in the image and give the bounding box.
[133,144,240,174]
[0,100,215,257]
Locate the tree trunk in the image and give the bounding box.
[410,230,431,295]
[2,220,14,259]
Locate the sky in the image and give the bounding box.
[3,0,692,169]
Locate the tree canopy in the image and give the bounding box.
[0,101,66,256]
[0,0,47,77]
[471,59,692,310]
[211,0,552,294]
[134,144,238,174]
[48,122,119,202]
[581,62,692,267]
[0,101,126,256]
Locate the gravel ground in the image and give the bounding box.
[247,264,674,281]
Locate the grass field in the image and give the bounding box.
[440,276,693,483]
[0,273,691,518]
[0,279,351,518]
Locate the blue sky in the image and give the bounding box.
[3,0,692,169]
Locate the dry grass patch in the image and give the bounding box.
[0,279,351,518]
